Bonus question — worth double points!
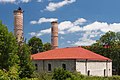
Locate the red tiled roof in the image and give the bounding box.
[31,47,111,61]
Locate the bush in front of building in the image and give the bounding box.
[52,68,120,80]
[7,69,120,80]
[107,76,120,80]
[52,68,87,80]
[52,68,73,80]
[32,72,52,80]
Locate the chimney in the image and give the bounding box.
[51,21,58,49]
[13,7,24,43]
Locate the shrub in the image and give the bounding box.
[52,68,72,80]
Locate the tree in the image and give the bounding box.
[43,42,52,51]
[99,31,116,46]
[0,21,35,79]
[18,44,35,78]
[0,22,19,71]
[84,31,120,75]
[28,36,43,54]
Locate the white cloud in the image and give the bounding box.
[67,41,71,43]
[21,0,31,3]
[29,18,120,46]
[89,31,101,38]
[59,31,65,34]
[30,21,37,24]
[30,17,58,24]
[0,0,16,3]
[72,21,120,46]
[67,26,82,33]
[60,36,64,39]
[83,21,108,31]
[48,0,52,1]
[37,0,42,2]
[58,18,86,33]
[29,18,87,37]
[30,18,120,37]
[73,31,97,46]
[0,0,36,4]
[40,28,51,34]
[45,0,76,11]
[74,18,87,25]
[73,39,96,46]
[29,32,36,36]
[58,21,73,31]
[83,21,120,32]
[30,28,51,37]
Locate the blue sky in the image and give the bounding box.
[1,0,120,48]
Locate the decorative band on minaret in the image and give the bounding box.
[51,21,58,49]
[14,7,24,43]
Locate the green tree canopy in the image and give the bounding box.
[0,22,19,71]
[0,21,35,79]
[84,31,120,75]
[28,36,43,54]
[43,42,52,51]
[98,31,117,46]
[18,44,35,78]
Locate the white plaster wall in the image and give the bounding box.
[107,62,112,76]
[76,60,112,76]
[87,61,106,76]
[76,61,86,75]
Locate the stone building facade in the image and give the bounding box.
[32,47,112,76]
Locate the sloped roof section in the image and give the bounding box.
[31,47,111,61]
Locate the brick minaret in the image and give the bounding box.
[14,7,24,43]
[51,21,58,49]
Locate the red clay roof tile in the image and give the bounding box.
[31,47,111,61]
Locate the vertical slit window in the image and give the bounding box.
[62,64,66,70]
[104,69,106,76]
[48,64,51,71]
[35,64,38,70]
[88,70,90,76]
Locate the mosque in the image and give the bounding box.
[13,7,112,76]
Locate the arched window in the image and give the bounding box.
[87,70,90,76]
[62,64,66,70]
[35,64,38,70]
[104,69,106,76]
[48,64,51,71]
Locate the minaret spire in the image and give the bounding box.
[51,21,58,49]
[13,7,24,44]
